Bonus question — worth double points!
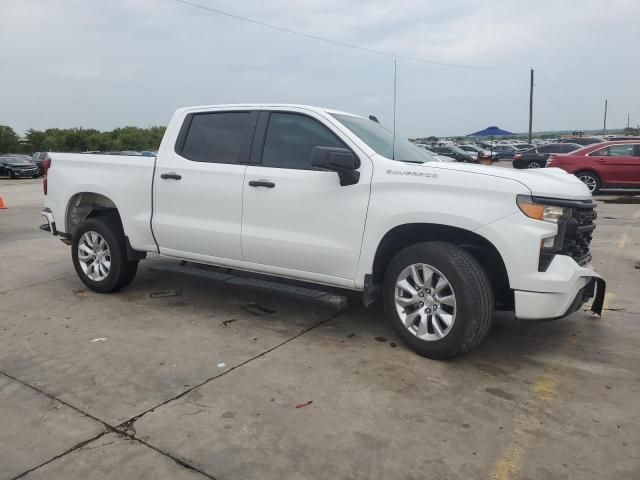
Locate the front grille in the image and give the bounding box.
[560,206,596,266]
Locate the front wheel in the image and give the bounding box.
[71,216,138,293]
[576,171,600,194]
[383,242,494,359]
[527,160,543,169]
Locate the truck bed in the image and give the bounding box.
[44,153,158,252]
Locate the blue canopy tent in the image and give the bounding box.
[467,126,515,163]
[467,126,514,137]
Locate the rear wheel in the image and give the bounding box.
[576,171,600,194]
[71,216,138,293]
[383,242,494,359]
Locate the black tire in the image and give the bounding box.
[71,216,138,293]
[527,160,543,169]
[575,171,601,195]
[383,242,494,359]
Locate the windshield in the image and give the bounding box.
[2,157,32,166]
[330,113,435,163]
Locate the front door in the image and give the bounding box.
[153,109,257,261]
[241,110,372,284]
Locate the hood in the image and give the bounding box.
[420,162,592,200]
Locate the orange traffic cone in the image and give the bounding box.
[0,195,6,209]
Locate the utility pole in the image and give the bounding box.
[603,99,608,134]
[627,113,630,129]
[528,68,534,143]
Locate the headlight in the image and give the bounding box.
[516,195,568,223]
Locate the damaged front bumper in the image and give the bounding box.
[514,267,606,320]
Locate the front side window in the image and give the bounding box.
[590,147,609,156]
[261,113,347,170]
[180,111,252,164]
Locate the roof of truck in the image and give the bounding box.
[177,104,363,118]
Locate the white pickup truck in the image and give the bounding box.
[40,104,605,359]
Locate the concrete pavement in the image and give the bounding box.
[1,177,639,479]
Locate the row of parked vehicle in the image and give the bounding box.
[0,153,47,178]
[413,136,640,194]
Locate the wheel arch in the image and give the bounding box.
[65,192,122,237]
[370,223,513,309]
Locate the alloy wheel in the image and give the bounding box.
[394,263,456,341]
[578,174,597,192]
[77,231,111,281]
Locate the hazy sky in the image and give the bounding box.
[1,0,638,137]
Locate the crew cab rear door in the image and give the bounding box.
[241,108,372,286]
[152,108,257,261]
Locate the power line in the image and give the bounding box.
[174,0,527,71]
[536,71,579,98]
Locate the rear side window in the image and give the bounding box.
[180,112,252,164]
[261,113,347,170]
[608,144,635,156]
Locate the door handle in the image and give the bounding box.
[248,180,275,188]
[160,172,182,180]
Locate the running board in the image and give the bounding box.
[148,263,350,310]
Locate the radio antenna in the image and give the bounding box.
[392,58,397,160]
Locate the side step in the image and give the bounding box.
[148,263,350,310]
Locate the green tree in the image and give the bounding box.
[0,125,21,153]
[24,129,46,152]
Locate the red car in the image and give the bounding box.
[546,140,640,194]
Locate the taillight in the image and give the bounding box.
[514,154,522,160]
[42,157,51,195]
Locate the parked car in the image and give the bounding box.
[512,143,535,151]
[457,144,497,161]
[430,145,478,163]
[558,137,603,146]
[40,104,605,359]
[416,145,455,162]
[546,141,640,194]
[0,156,41,178]
[491,144,518,159]
[513,143,581,169]
[31,152,50,175]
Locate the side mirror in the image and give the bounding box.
[311,147,360,186]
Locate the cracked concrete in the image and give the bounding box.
[1,178,640,479]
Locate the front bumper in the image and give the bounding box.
[514,269,605,320]
[12,169,39,177]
